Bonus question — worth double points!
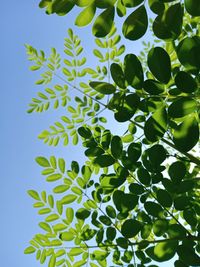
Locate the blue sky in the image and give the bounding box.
[1,1,171,266]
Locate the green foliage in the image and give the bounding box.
[26,1,200,266]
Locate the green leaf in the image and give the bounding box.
[93,155,115,167]
[35,156,50,167]
[92,7,115,37]
[68,248,83,256]
[144,107,168,142]
[175,71,198,93]
[61,194,77,204]
[124,54,144,89]
[144,201,163,217]
[185,0,200,17]
[147,47,171,84]
[60,231,74,241]
[116,237,128,249]
[46,173,62,182]
[113,190,138,213]
[137,167,151,186]
[177,245,200,266]
[89,81,116,95]
[66,207,74,223]
[153,219,168,237]
[121,219,142,238]
[127,142,142,162]
[85,147,104,157]
[148,0,165,14]
[156,189,172,208]
[75,4,96,26]
[154,241,178,262]
[147,144,166,169]
[174,195,190,210]
[168,161,186,183]
[122,0,144,7]
[111,136,123,159]
[110,63,126,89]
[76,208,91,220]
[78,126,92,139]
[58,158,65,173]
[122,5,148,40]
[168,97,197,118]
[106,227,116,241]
[176,36,200,73]
[114,93,140,122]
[129,183,144,195]
[167,224,186,238]
[101,130,111,150]
[117,0,126,17]
[153,3,183,40]
[52,0,75,15]
[27,190,40,200]
[106,205,116,218]
[24,246,36,254]
[172,115,199,152]
[143,79,165,95]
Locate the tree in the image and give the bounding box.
[24,0,200,266]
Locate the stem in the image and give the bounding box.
[49,235,200,250]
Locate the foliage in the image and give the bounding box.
[25,0,200,266]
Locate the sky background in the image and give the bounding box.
[1,1,170,266]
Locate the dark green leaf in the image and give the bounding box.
[153,219,168,237]
[93,155,115,167]
[174,196,190,210]
[122,5,148,40]
[156,189,172,208]
[129,183,144,195]
[144,107,168,142]
[175,71,198,93]
[121,219,142,238]
[177,245,200,266]
[116,237,128,249]
[153,3,183,40]
[76,208,91,220]
[176,36,200,73]
[111,135,123,159]
[148,0,165,14]
[92,7,115,37]
[106,227,116,241]
[185,0,200,17]
[143,79,165,95]
[127,142,142,162]
[168,97,197,118]
[144,201,163,217]
[147,47,171,84]
[124,54,144,89]
[78,126,92,139]
[172,115,199,152]
[168,161,186,183]
[110,63,126,89]
[137,167,151,186]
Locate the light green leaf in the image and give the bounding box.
[75,4,96,26]
[89,81,116,95]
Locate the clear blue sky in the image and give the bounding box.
[1,1,171,266]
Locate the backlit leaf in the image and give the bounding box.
[122,5,148,40]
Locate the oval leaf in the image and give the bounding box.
[122,5,148,40]
[89,81,116,95]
